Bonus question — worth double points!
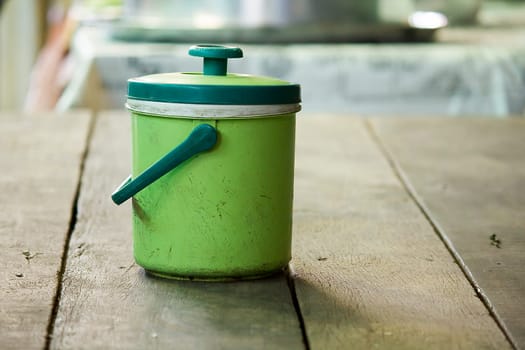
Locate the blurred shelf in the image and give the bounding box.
[57,12,525,116]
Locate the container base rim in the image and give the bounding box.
[144,266,288,282]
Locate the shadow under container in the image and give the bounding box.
[112,45,301,280]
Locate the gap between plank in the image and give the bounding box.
[363,118,519,350]
[44,113,98,350]
[286,265,311,350]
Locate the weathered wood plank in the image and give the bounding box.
[292,116,510,349]
[370,117,525,348]
[0,111,92,350]
[50,111,303,350]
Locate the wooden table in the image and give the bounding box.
[1,111,523,350]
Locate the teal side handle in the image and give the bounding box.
[111,124,217,205]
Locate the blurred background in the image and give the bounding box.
[1,0,525,116]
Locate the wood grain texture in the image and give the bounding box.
[0,112,91,350]
[370,117,525,348]
[50,111,303,350]
[291,116,510,349]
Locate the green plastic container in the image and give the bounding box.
[112,45,301,280]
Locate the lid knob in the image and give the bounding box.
[189,45,243,76]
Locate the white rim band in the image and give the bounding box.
[126,99,301,119]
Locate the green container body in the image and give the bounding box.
[131,112,296,280]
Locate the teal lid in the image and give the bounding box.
[127,45,301,105]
